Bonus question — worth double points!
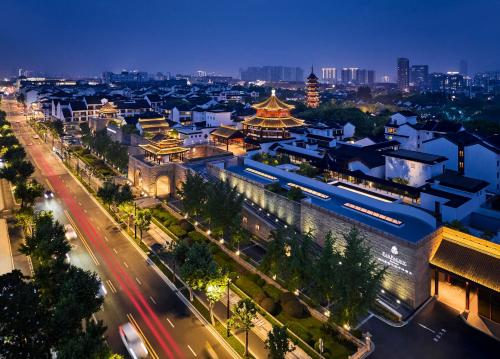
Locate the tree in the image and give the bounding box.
[180,242,217,301]
[0,166,19,183]
[97,181,119,210]
[49,266,103,345]
[20,211,70,268]
[3,145,26,163]
[167,238,190,281]
[15,206,35,235]
[14,179,43,208]
[12,160,34,180]
[331,228,386,327]
[260,230,287,277]
[136,209,152,242]
[115,184,133,206]
[228,298,257,358]
[56,320,111,359]
[310,232,339,309]
[0,270,50,359]
[205,179,243,240]
[178,171,207,217]
[265,325,294,359]
[205,268,228,325]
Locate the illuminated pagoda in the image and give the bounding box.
[305,66,320,108]
[242,89,304,142]
[139,132,188,164]
[99,101,118,119]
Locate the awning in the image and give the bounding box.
[431,237,500,292]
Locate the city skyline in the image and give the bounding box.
[2,0,500,79]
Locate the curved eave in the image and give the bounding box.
[252,95,295,111]
[242,116,304,128]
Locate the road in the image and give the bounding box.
[361,300,499,358]
[2,100,236,359]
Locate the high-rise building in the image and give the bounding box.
[397,57,410,90]
[321,67,337,84]
[459,60,468,77]
[340,68,359,85]
[340,68,374,85]
[305,67,320,108]
[429,72,466,93]
[410,65,429,89]
[239,66,304,82]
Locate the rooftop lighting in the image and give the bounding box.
[286,183,330,199]
[343,202,403,226]
[336,184,394,203]
[245,167,277,181]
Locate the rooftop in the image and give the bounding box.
[433,170,489,193]
[225,162,435,242]
[385,149,448,165]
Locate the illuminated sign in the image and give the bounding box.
[377,246,413,275]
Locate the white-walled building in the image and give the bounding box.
[385,149,447,187]
[422,132,500,193]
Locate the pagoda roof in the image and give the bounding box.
[242,115,304,128]
[139,143,189,156]
[251,89,295,111]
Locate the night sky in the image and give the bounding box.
[2,0,499,79]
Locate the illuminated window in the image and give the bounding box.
[243,217,248,224]
[286,183,330,199]
[255,224,260,231]
[245,168,277,181]
[343,202,403,226]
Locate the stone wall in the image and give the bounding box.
[128,156,183,197]
[242,206,276,241]
[208,163,441,308]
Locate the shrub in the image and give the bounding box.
[255,292,268,304]
[187,231,207,243]
[280,291,296,305]
[282,298,308,319]
[263,284,282,301]
[179,219,194,232]
[249,273,266,287]
[168,224,187,238]
[236,276,265,299]
[260,297,278,315]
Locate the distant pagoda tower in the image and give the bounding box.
[242,89,304,142]
[305,66,320,108]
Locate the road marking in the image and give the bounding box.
[78,202,82,206]
[65,210,100,266]
[113,248,118,254]
[45,179,54,192]
[149,296,157,305]
[418,323,436,334]
[127,314,160,359]
[83,209,88,213]
[187,345,197,357]
[106,279,117,294]
[136,277,142,285]
[92,314,98,324]
[166,318,175,328]
[123,261,129,268]
[104,236,109,242]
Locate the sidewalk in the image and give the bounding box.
[145,220,310,358]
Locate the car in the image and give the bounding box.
[97,277,107,298]
[44,190,54,199]
[119,322,148,359]
[64,224,77,240]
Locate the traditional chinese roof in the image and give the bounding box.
[242,116,304,128]
[210,126,244,139]
[139,133,188,156]
[251,89,295,111]
[243,89,304,129]
[100,102,118,114]
[431,230,500,292]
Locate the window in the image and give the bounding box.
[243,217,248,224]
[255,224,260,231]
[343,202,403,226]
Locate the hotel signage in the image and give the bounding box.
[377,246,413,275]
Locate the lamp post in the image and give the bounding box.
[134,202,137,240]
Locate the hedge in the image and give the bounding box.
[187,230,207,243]
[235,276,265,299]
[168,224,187,238]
